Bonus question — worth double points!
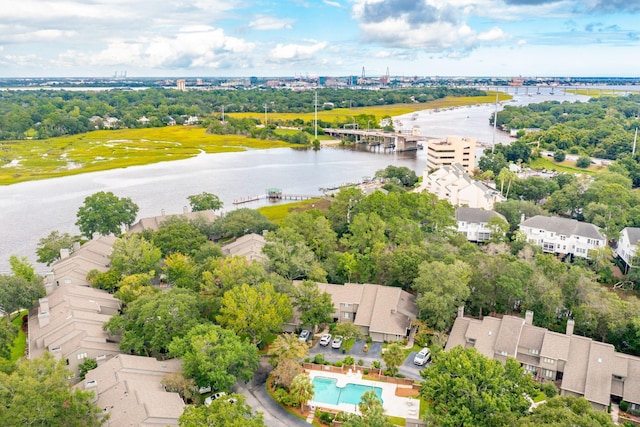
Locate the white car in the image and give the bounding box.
[204,392,226,406]
[331,335,344,349]
[319,333,332,346]
[299,329,310,342]
[413,347,431,366]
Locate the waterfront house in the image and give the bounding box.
[455,207,507,242]
[615,227,640,273]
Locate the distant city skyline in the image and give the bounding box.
[0,0,638,78]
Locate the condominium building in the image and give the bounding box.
[426,136,477,174]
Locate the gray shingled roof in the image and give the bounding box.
[520,215,605,240]
[625,227,640,244]
[456,207,506,223]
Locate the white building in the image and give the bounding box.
[455,207,507,242]
[426,136,477,174]
[615,227,640,273]
[418,163,505,210]
[519,215,606,259]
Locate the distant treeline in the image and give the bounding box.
[495,95,640,160]
[0,87,484,140]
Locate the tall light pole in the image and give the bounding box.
[263,103,267,126]
[314,90,318,141]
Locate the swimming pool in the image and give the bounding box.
[312,376,384,406]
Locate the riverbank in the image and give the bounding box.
[0,92,511,186]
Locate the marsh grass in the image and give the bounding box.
[0,127,296,185]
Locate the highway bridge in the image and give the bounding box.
[323,128,432,152]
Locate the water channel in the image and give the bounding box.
[0,87,589,273]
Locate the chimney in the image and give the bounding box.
[566,319,575,336]
[161,209,165,216]
[72,242,81,251]
[457,306,465,318]
[60,248,70,259]
[183,206,189,214]
[525,310,534,325]
[520,213,526,224]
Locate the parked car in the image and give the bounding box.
[331,335,344,349]
[319,333,332,346]
[298,329,310,342]
[413,347,431,366]
[204,392,227,406]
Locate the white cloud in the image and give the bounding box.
[3,29,77,43]
[268,41,328,61]
[249,16,295,31]
[323,0,344,7]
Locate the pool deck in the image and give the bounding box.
[306,369,420,419]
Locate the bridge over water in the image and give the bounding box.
[323,128,434,152]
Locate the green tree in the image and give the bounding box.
[358,390,393,427]
[153,217,208,257]
[109,234,161,276]
[76,191,138,238]
[292,280,334,329]
[553,150,566,162]
[289,374,315,410]
[281,211,337,260]
[201,256,269,298]
[161,372,197,403]
[104,288,203,357]
[211,208,276,239]
[113,272,158,304]
[421,346,535,427]
[36,231,81,266]
[187,192,223,212]
[488,216,510,243]
[263,228,319,280]
[217,283,293,346]
[412,260,471,331]
[163,253,199,291]
[169,324,258,392]
[0,353,104,426]
[0,320,18,359]
[327,187,365,236]
[518,395,615,426]
[0,274,45,323]
[576,156,592,168]
[9,255,36,282]
[179,394,265,427]
[381,343,405,376]
[78,358,98,380]
[267,333,309,366]
[333,322,364,342]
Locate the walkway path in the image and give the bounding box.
[233,357,308,427]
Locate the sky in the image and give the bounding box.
[0,0,638,78]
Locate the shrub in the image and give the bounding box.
[553,150,566,162]
[540,381,557,398]
[620,400,630,412]
[357,359,364,366]
[366,336,372,344]
[318,411,335,424]
[576,156,591,168]
[273,388,297,406]
[363,369,369,375]
[334,361,343,368]
[314,354,325,365]
[372,361,381,369]
[343,356,355,366]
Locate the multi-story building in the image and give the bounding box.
[447,308,640,411]
[519,215,606,259]
[455,207,507,242]
[615,227,640,273]
[426,136,477,174]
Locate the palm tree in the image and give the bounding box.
[267,333,309,367]
[290,374,315,413]
[381,343,404,377]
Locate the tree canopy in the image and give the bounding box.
[0,353,104,426]
[421,346,536,427]
[76,191,138,238]
[179,394,265,427]
[187,192,223,212]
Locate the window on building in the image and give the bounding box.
[543,242,555,252]
[524,364,538,374]
[543,357,555,364]
[77,353,87,360]
[343,312,350,319]
[529,348,539,355]
[560,235,566,241]
[543,369,554,379]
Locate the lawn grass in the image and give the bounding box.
[388,415,407,426]
[529,157,600,175]
[0,126,297,185]
[230,92,511,123]
[564,89,640,97]
[532,391,547,403]
[258,198,327,224]
[10,310,28,362]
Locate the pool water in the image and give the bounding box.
[312,376,384,406]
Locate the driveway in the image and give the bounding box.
[233,357,308,427]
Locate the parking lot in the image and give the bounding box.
[307,338,424,381]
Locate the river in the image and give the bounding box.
[0,87,590,274]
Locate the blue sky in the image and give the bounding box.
[0,0,638,78]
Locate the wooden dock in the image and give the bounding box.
[232,195,262,205]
